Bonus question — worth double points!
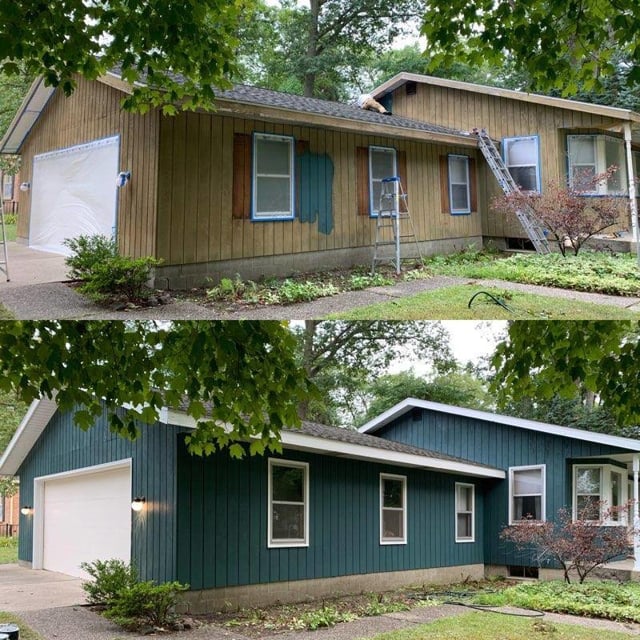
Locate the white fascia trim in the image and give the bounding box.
[160,408,503,478]
[358,398,640,452]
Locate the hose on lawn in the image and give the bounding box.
[413,590,545,618]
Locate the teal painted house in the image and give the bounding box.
[2,397,640,612]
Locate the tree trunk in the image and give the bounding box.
[298,320,319,418]
[303,0,321,97]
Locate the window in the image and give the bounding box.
[573,464,627,523]
[567,135,627,195]
[455,483,475,542]
[508,565,539,579]
[509,465,545,523]
[268,459,309,547]
[380,474,407,544]
[252,133,295,220]
[448,155,471,214]
[369,146,397,216]
[2,174,13,201]
[503,136,540,192]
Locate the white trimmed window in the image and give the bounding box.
[380,474,407,544]
[455,483,475,542]
[268,459,309,547]
[503,136,541,192]
[252,133,295,220]
[567,135,627,195]
[509,465,545,523]
[369,146,397,216]
[448,155,471,214]
[573,464,627,524]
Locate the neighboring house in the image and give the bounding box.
[0,171,19,216]
[0,491,19,537]
[371,73,640,249]
[1,397,640,612]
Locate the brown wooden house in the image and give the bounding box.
[372,73,640,249]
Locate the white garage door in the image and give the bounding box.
[41,464,131,578]
[30,136,120,255]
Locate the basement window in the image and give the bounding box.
[268,459,309,547]
[508,565,539,579]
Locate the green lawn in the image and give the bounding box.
[2,224,16,243]
[0,612,41,639]
[330,285,640,320]
[0,539,18,564]
[365,612,632,640]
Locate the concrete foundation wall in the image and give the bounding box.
[180,564,485,614]
[153,236,483,289]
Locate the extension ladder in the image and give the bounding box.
[473,128,550,254]
[0,196,9,282]
[371,177,423,275]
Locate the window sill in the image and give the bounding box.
[380,539,407,546]
[268,541,309,549]
[455,538,475,543]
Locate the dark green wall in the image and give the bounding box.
[176,438,486,590]
[17,409,182,583]
[376,409,631,567]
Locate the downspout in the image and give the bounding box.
[623,123,640,267]
[634,455,640,571]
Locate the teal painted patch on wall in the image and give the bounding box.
[296,151,334,235]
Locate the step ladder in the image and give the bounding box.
[473,128,550,254]
[371,176,423,275]
[0,196,9,282]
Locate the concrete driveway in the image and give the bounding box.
[0,564,85,611]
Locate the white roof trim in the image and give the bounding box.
[372,73,640,124]
[160,409,503,478]
[358,398,640,452]
[0,78,56,154]
[0,397,58,476]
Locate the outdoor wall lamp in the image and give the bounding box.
[131,497,146,512]
[116,171,131,188]
[20,506,33,515]
[19,182,30,192]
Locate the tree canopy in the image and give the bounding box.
[0,0,250,113]
[421,0,640,95]
[0,321,313,458]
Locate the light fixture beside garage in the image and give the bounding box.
[19,182,30,192]
[131,497,146,512]
[116,171,131,188]
[20,505,33,515]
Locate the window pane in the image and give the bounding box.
[509,167,537,191]
[272,466,304,502]
[449,156,467,183]
[513,495,542,520]
[457,513,472,538]
[457,486,472,511]
[451,185,469,211]
[570,137,596,164]
[383,479,403,508]
[506,138,536,165]
[577,496,600,520]
[256,138,290,175]
[382,509,403,538]
[371,149,395,180]
[513,468,542,495]
[576,468,600,495]
[256,177,291,214]
[272,503,304,540]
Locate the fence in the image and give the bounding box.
[0,524,18,538]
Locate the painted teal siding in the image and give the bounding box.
[375,409,633,567]
[17,408,182,583]
[176,438,485,590]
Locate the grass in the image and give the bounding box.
[3,224,16,243]
[424,250,640,297]
[0,538,18,564]
[0,612,42,639]
[364,611,633,640]
[330,284,640,320]
[473,581,640,624]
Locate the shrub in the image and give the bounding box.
[63,234,118,280]
[80,559,138,606]
[2,213,17,225]
[104,580,189,631]
[295,606,357,630]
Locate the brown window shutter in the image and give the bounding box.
[232,133,251,219]
[469,157,478,212]
[439,155,450,214]
[356,146,370,216]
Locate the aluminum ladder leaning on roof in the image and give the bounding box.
[371,176,423,275]
[0,196,9,282]
[472,127,550,255]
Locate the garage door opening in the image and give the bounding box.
[33,461,132,578]
[29,136,120,255]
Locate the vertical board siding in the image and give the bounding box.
[156,114,482,267]
[18,77,159,258]
[376,410,631,567]
[390,83,625,239]
[17,409,180,583]
[176,438,484,590]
